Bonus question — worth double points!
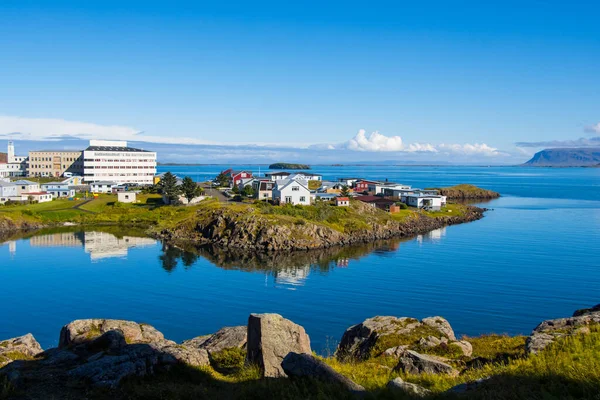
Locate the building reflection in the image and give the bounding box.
[27,231,156,261]
[417,227,447,245]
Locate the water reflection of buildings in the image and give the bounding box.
[273,265,311,288]
[1,240,17,258]
[417,227,447,244]
[26,231,156,261]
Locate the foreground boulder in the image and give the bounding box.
[0,334,43,367]
[183,325,247,355]
[394,350,458,376]
[387,377,431,397]
[282,352,365,394]
[1,321,210,389]
[526,308,600,354]
[246,313,311,378]
[59,319,167,348]
[336,315,470,361]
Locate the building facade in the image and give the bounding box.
[83,140,156,185]
[28,150,83,177]
[272,179,311,205]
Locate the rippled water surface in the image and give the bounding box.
[1,166,599,352]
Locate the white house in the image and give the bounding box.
[335,197,350,206]
[10,192,53,203]
[404,193,445,211]
[83,140,157,186]
[272,179,311,205]
[264,171,291,181]
[90,181,119,194]
[41,177,83,198]
[117,191,137,203]
[337,177,362,187]
[13,180,40,195]
[287,172,322,182]
[0,181,17,203]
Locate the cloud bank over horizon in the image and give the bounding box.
[0,114,560,164]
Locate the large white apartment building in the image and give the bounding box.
[83,140,157,185]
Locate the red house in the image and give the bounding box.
[354,180,380,193]
[230,170,253,186]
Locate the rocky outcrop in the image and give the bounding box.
[336,315,471,361]
[282,352,365,394]
[246,313,311,378]
[183,326,246,355]
[446,377,490,394]
[430,184,500,200]
[387,377,431,397]
[394,350,458,376]
[526,310,600,354]
[1,321,210,390]
[158,202,486,252]
[573,304,600,317]
[0,334,43,367]
[59,319,167,348]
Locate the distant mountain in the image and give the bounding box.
[522,148,600,167]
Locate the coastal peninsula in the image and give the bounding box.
[0,184,497,252]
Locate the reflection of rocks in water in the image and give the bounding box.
[417,227,446,244]
[159,238,409,280]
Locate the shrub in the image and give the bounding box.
[210,347,246,373]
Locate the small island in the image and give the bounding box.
[426,184,501,200]
[269,163,311,170]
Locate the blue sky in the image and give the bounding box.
[1,1,599,163]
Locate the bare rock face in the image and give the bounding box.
[387,377,431,397]
[0,334,43,367]
[282,352,365,394]
[59,319,168,348]
[246,313,311,378]
[573,304,600,317]
[394,350,458,376]
[526,309,600,354]
[337,315,469,361]
[183,326,247,355]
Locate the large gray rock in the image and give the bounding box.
[246,313,311,378]
[2,321,210,390]
[387,377,431,397]
[573,304,600,317]
[0,334,43,367]
[337,315,466,361]
[526,310,600,354]
[394,350,458,376]
[183,326,247,355]
[282,352,365,394]
[59,319,168,348]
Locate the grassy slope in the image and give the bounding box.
[78,329,600,400]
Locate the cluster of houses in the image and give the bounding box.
[217,169,447,211]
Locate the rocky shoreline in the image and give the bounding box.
[1,304,598,399]
[156,204,486,252]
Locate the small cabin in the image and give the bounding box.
[117,191,137,203]
[335,197,350,207]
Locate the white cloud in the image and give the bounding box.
[437,143,500,156]
[584,122,600,134]
[0,115,310,147]
[339,129,499,156]
[346,129,405,152]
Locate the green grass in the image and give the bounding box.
[101,329,600,399]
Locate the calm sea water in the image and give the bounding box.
[1,166,599,353]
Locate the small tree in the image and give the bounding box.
[340,185,350,197]
[242,185,255,197]
[160,172,180,204]
[231,185,240,194]
[215,172,230,187]
[181,176,203,204]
